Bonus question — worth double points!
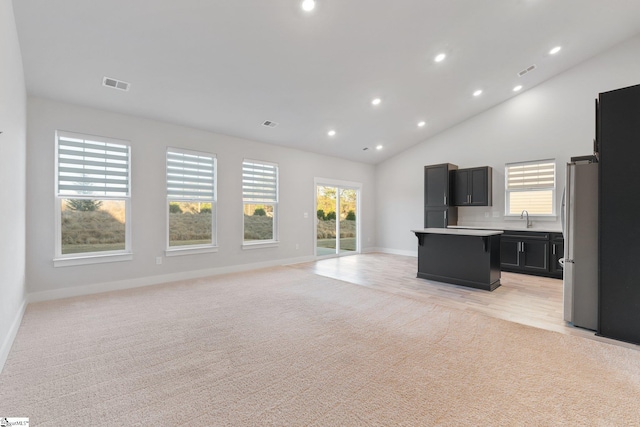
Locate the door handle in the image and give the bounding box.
[552,244,556,255]
[444,211,447,224]
[521,242,525,252]
[444,194,447,205]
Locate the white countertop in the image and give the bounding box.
[412,228,503,237]
[448,225,562,233]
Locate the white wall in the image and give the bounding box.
[25,97,376,297]
[0,0,27,371]
[376,34,640,255]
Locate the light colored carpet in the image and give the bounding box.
[1,266,639,426]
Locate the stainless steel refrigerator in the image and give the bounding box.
[562,156,598,331]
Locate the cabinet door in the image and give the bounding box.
[424,165,448,207]
[500,237,521,268]
[469,167,489,206]
[521,240,548,272]
[549,240,564,277]
[453,169,469,206]
[425,208,448,228]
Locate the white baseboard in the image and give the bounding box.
[0,298,27,374]
[370,247,418,257]
[28,255,316,303]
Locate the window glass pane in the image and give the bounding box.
[61,199,126,254]
[244,204,274,241]
[168,202,213,247]
[508,190,553,215]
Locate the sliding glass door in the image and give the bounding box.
[315,181,360,257]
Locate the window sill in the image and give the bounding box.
[165,246,219,257]
[53,252,133,268]
[242,241,279,250]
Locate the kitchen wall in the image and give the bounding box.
[26,97,376,298]
[375,34,640,255]
[0,0,27,371]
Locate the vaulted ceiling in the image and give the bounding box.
[13,0,640,163]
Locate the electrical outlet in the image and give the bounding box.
[303,212,308,218]
[295,244,299,250]
[484,212,490,218]
[492,211,500,218]
[156,256,162,265]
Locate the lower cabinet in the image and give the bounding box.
[549,233,564,277]
[500,231,563,279]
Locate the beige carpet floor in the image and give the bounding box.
[1,266,639,426]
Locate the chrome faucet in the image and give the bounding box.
[520,210,532,228]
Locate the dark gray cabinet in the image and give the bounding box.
[500,231,561,279]
[453,167,492,206]
[598,83,640,345]
[424,163,458,228]
[549,233,564,277]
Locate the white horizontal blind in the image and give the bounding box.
[242,160,278,203]
[57,132,130,197]
[508,190,554,215]
[167,149,215,201]
[506,160,555,190]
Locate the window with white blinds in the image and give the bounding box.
[242,160,278,244]
[57,131,130,197]
[54,131,132,263]
[505,160,556,216]
[166,148,216,249]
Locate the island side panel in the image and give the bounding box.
[415,233,501,291]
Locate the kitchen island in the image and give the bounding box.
[412,228,503,291]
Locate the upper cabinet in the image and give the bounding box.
[452,166,492,206]
[424,163,458,228]
[424,163,456,207]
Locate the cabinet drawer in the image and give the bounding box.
[501,231,549,240]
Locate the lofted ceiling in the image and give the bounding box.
[12,0,640,164]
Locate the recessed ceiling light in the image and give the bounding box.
[327,130,336,137]
[513,85,523,92]
[371,98,382,106]
[549,46,562,55]
[434,53,446,63]
[301,0,316,11]
[418,121,426,127]
[376,145,383,150]
[473,89,483,97]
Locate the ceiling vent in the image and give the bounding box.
[362,147,369,151]
[102,76,130,91]
[262,120,278,128]
[517,64,536,77]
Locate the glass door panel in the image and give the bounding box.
[316,185,337,256]
[339,188,357,254]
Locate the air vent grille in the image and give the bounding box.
[262,120,278,128]
[102,76,130,91]
[517,64,536,77]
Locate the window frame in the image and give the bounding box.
[242,159,279,248]
[165,147,218,256]
[504,159,557,218]
[53,130,132,267]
